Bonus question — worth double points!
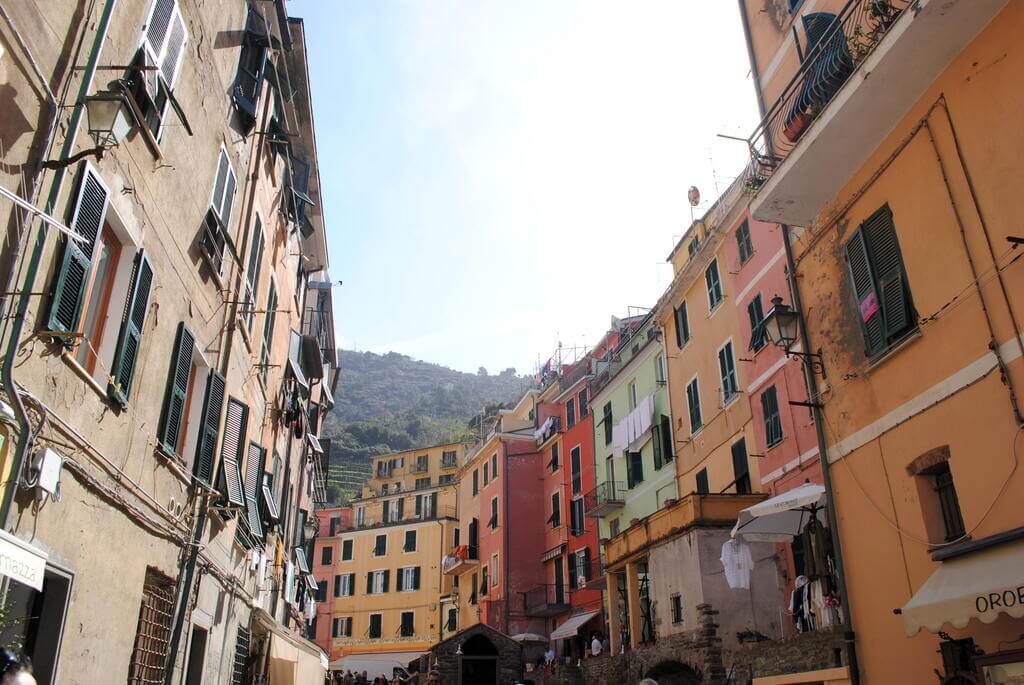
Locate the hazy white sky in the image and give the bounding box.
[294,0,760,374]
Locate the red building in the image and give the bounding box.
[311,506,352,657]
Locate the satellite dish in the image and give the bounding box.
[688,186,700,207]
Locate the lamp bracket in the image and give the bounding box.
[42,146,105,170]
[785,348,827,379]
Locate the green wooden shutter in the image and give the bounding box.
[47,165,109,338]
[844,227,885,356]
[862,205,914,344]
[413,567,421,590]
[414,495,422,517]
[193,370,226,485]
[108,251,154,407]
[366,572,372,594]
[244,442,265,540]
[651,422,663,469]
[218,398,248,506]
[430,492,438,516]
[397,569,405,592]
[157,323,194,454]
[382,570,390,593]
[660,415,673,462]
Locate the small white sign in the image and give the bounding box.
[0,530,47,592]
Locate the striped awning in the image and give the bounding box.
[541,544,566,562]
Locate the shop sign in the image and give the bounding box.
[0,530,47,591]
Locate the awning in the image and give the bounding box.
[0,530,48,591]
[511,633,549,643]
[253,607,328,685]
[541,544,566,562]
[731,483,826,542]
[329,651,427,678]
[550,610,601,641]
[900,541,1024,636]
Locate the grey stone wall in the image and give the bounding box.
[431,623,523,685]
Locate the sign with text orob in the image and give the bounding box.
[0,530,47,592]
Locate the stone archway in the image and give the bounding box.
[460,634,499,685]
[645,660,701,685]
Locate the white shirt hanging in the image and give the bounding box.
[721,538,754,590]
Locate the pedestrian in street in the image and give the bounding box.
[0,650,34,685]
[425,671,441,685]
[590,632,602,657]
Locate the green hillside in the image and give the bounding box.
[321,350,529,503]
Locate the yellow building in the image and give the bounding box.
[740,0,1024,681]
[314,442,462,673]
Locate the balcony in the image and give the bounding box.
[604,493,766,569]
[534,415,561,445]
[346,504,457,532]
[747,0,1007,226]
[442,545,480,575]
[440,457,458,470]
[523,584,571,617]
[411,461,429,474]
[584,481,626,518]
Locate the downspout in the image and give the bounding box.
[736,0,768,119]
[503,441,510,635]
[781,224,860,684]
[165,21,276,680]
[0,0,118,528]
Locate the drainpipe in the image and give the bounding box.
[0,0,118,529]
[736,0,768,119]
[502,441,510,635]
[780,224,860,684]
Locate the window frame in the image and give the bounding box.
[761,386,784,448]
[705,259,724,311]
[736,219,754,265]
[717,339,739,405]
[686,376,703,434]
[674,301,690,348]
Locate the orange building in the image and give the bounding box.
[740,0,1024,681]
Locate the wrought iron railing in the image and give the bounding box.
[583,481,627,516]
[745,0,910,190]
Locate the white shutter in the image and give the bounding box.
[160,11,187,88]
[143,0,188,94]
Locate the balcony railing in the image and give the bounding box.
[584,481,627,518]
[346,504,457,531]
[746,0,910,189]
[523,584,571,617]
[442,544,480,575]
[411,462,429,473]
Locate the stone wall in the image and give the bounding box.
[431,623,523,685]
[582,605,848,685]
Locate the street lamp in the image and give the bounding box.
[763,295,827,377]
[42,85,137,170]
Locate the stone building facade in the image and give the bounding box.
[0,0,336,682]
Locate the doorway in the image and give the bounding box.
[459,634,499,685]
[184,625,208,685]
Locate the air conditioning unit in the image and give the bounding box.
[578,576,587,588]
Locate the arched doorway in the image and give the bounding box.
[460,634,499,685]
[645,660,701,685]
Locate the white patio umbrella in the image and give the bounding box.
[511,633,549,643]
[730,482,827,542]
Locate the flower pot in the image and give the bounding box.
[783,110,814,144]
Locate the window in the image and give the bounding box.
[628,381,638,410]
[470,573,478,604]
[331,616,352,638]
[242,217,266,334]
[415,477,431,490]
[231,625,250,685]
[788,0,805,14]
[731,439,751,494]
[570,446,582,494]
[368,614,382,639]
[367,570,389,595]
[480,566,489,595]
[397,567,420,592]
[747,294,768,352]
[688,235,699,257]
[566,398,576,428]
[216,397,248,507]
[133,0,189,140]
[762,386,783,447]
[439,474,455,484]
[571,548,590,588]
[674,301,690,347]
[718,341,739,404]
[655,353,666,384]
[603,403,613,445]
[549,493,561,528]
[442,450,457,468]
[578,389,588,418]
[415,454,428,472]
[472,469,479,496]
[128,568,176,684]
[706,259,723,310]
[158,323,221,485]
[446,608,458,632]
[356,507,366,527]
[404,530,417,553]
[549,443,560,471]
[259,281,277,385]
[315,580,327,603]
[201,148,237,275]
[321,546,332,565]
[400,611,415,637]
[671,594,683,624]
[489,497,499,529]
[232,7,270,127]
[570,497,585,536]
[609,518,620,537]
[736,220,754,265]
[416,492,438,519]
[341,539,353,561]
[483,462,489,485]
[373,534,387,557]
[696,468,709,495]
[845,204,916,357]
[334,573,355,598]
[651,414,673,469]
[491,453,498,479]
[490,554,499,587]
[686,378,702,434]
[929,462,966,542]
[238,442,266,545]
[626,451,644,488]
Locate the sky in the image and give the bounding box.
[292,0,761,375]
